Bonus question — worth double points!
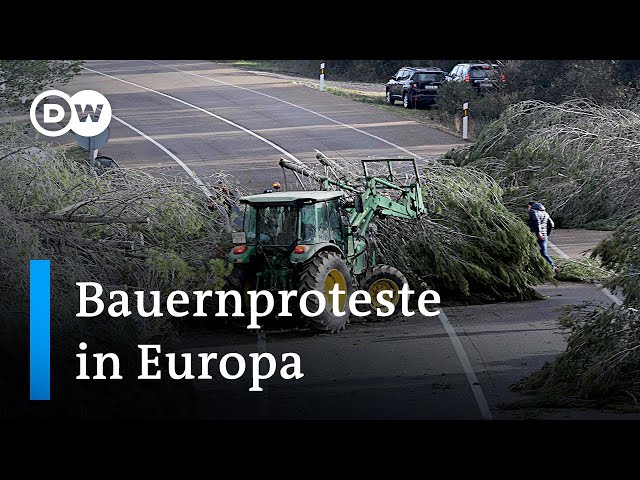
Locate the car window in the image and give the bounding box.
[450,66,460,77]
[415,72,444,82]
[470,66,498,79]
[398,70,408,80]
[393,70,403,80]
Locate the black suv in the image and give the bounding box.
[445,63,506,92]
[385,67,445,108]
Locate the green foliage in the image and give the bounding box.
[554,257,612,283]
[514,305,640,410]
[0,60,83,107]
[592,215,640,306]
[502,60,636,106]
[434,82,519,136]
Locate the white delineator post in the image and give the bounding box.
[320,63,325,92]
[462,102,469,140]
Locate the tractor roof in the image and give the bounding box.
[240,190,344,206]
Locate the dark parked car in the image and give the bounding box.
[385,67,445,108]
[446,63,506,92]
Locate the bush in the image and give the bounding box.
[502,60,636,106]
[434,82,518,136]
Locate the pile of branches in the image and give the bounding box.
[446,99,640,228]
[0,124,240,319]
[514,305,640,410]
[0,123,241,417]
[288,152,552,302]
[592,215,640,305]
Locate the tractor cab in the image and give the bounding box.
[228,190,346,267]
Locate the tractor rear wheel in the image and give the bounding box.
[298,251,353,332]
[360,265,407,320]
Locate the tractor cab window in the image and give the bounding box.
[300,202,332,244]
[244,205,297,246]
[327,199,345,245]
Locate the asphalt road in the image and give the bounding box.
[49,60,461,191]
[50,61,630,420]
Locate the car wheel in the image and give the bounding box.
[385,89,395,105]
[403,92,413,109]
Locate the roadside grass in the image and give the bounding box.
[219,60,305,76]
[324,86,384,104]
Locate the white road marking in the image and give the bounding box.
[110,114,213,197]
[438,310,493,420]
[549,240,624,305]
[82,66,302,164]
[147,60,424,159]
[87,61,491,419]
[597,285,624,305]
[548,240,570,260]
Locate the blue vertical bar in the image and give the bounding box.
[30,260,50,401]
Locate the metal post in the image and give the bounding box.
[320,63,325,92]
[88,136,95,166]
[462,102,469,140]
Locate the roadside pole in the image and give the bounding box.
[462,102,469,140]
[320,63,325,92]
[88,135,95,166]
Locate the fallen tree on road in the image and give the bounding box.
[286,153,552,302]
[0,122,242,417]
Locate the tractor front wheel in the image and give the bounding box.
[298,251,354,332]
[360,265,407,320]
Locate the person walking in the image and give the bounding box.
[528,201,558,274]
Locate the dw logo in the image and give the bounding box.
[30,89,112,138]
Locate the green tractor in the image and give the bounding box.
[226,153,425,332]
